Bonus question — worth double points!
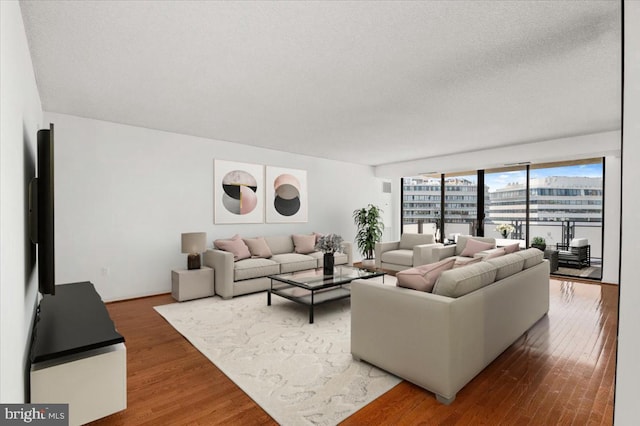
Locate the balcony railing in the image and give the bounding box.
[402,220,602,260]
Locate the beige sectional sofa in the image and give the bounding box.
[203,234,352,299]
[430,235,498,265]
[350,248,549,404]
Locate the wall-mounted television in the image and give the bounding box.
[29,123,55,295]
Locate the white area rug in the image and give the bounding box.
[154,284,401,425]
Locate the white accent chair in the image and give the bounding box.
[375,233,442,271]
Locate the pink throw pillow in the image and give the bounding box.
[396,258,456,292]
[454,256,482,268]
[292,234,316,254]
[312,232,324,243]
[213,233,241,248]
[503,243,520,254]
[483,247,506,260]
[460,238,494,257]
[214,235,251,261]
[242,237,273,258]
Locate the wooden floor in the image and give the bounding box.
[90,279,617,425]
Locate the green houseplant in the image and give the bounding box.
[353,204,384,260]
[531,236,546,251]
[315,233,344,276]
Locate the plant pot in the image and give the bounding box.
[531,243,546,251]
[360,259,376,270]
[323,253,335,275]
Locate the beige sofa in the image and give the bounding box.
[375,233,443,271]
[430,235,497,265]
[351,248,549,404]
[204,235,352,299]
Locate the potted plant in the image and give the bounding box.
[315,233,343,275]
[531,236,546,251]
[353,204,384,265]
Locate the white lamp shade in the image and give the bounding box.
[181,232,207,254]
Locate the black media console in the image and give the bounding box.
[31,281,125,362]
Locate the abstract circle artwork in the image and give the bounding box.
[222,170,258,215]
[273,173,301,216]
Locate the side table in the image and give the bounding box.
[171,266,215,301]
[543,249,559,273]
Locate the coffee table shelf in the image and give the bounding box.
[268,266,384,323]
[270,284,351,304]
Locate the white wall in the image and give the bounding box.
[0,1,43,402]
[45,112,385,301]
[375,132,622,284]
[615,2,640,423]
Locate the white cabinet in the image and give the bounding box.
[31,344,126,426]
[172,266,215,301]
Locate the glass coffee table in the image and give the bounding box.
[268,265,385,324]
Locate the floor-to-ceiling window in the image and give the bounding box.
[529,159,603,280]
[401,175,442,237]
[485,166,528,241]
[401,158,604,280]
[443,172,482,239]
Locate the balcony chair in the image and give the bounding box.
[556,238,591,268]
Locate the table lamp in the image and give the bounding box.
[181,232,207,270]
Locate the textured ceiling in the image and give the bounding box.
[20,1,621,166]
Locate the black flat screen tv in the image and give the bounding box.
[30,123,55,295]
